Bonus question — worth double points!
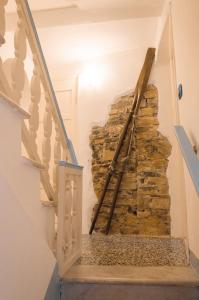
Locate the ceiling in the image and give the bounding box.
[6,0,165,27]
[37,17,158,68]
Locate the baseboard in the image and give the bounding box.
[44,263,61,300]
[190,250,199,276]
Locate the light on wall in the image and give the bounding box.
[79,63,107,88]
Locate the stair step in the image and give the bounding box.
[62,266,199,300]
[61,235,197,299]
[64,265,198,285]
[62,281,199,300]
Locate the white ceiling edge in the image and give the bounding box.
[5,0,165,13]
[5,8,163,32]
[5,0,78,13]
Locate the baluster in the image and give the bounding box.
[29,59,41,153]
[63,174,73,257]
[42,93,52,179]
[76,172,83,250]
[11,2,27,104]
[72,175,78,250]
[53,123,61,196]
[0,0,8,46]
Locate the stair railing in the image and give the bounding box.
[0,0,83,261]
[0,0,77,201]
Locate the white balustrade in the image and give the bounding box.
[0,0,82,271]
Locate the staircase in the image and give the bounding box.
[62,235,199,300]
[1,1,199,300]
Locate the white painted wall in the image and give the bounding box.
[0,98,56,300]
[170,0,199,258]
[37,17,158,68]
[0,170,56,300]
[151,16,188,239]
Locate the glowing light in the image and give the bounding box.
[80,63,107,88]
[77,46,103,61]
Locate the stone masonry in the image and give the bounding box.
[90,85,172,235]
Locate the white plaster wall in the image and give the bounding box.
[0,100,47,236]
[0,99,56,300]
[151,16,188,239]
[37,17,158,68]
[170,0,199,258]
[0,170,56,300]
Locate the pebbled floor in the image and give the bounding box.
[76,234,188,267]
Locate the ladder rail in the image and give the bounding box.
[89,48,156,235]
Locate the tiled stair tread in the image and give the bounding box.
[64,265,199,285]
[77,235,188,266]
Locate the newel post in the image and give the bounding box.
[57,161,83,277]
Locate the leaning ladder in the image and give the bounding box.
[89,48,156,235]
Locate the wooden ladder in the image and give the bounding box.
[89,48,156,235]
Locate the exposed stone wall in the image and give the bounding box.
[90,85,171,235]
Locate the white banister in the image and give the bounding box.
[0,0,78,202]
[1,0,83,272]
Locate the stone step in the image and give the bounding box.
[62,266,199,300]
[61,235,196,299]
[77,235,188,267]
